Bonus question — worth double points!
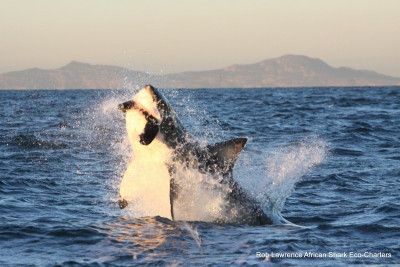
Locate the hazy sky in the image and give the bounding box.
[1,0,399,77]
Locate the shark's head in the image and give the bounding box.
[118,85,161,117]
[118,85,188,147]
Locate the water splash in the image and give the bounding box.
[261,138,329,213]
[172,164,229,222]
[179,221,203,252]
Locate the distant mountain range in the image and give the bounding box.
[1,55,399,89]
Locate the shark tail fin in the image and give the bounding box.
[206,138,247,174]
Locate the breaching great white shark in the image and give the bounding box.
[118,85,288,225]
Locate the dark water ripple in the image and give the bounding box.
[1,87,399,265]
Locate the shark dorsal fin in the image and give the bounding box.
[206,138,247,173]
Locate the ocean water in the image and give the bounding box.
[0,87,399,266]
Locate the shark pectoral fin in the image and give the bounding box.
[207,138,247,173]
[139,116,159,145]
[170,178,176,221]
[168,166,178,221]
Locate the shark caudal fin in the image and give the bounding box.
[206,138,247,174]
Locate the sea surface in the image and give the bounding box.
[0,87,399,266]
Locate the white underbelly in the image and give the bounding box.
[120,110,172,218]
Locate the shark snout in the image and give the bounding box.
[118,100,135,113]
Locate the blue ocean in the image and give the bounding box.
[0,87,399,265]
